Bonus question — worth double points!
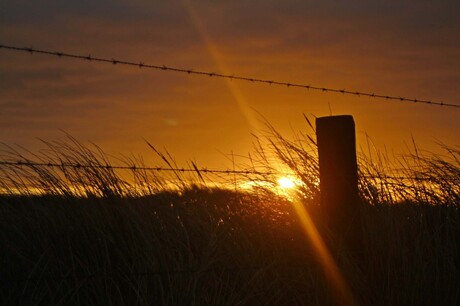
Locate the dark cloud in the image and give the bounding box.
[1,0,174,24]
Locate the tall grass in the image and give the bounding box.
[0,120,459,305]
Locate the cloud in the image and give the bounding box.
[0,0,458,164]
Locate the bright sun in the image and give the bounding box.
[278,177,296,189]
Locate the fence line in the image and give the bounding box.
[1,44,458,109]
[0,160,276,176]
[0,160,437,182]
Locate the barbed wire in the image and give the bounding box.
[0,160,439,182]
[1,44,458,109]
[0,160,277,176]
[360,175,444,182]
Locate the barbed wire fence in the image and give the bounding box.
[0,43,457,198]
[1,44,459,109]
[1,41,459,302]
[1,157,451,207]
[0,160,275,176]
[0,159,439,182]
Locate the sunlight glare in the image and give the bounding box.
[182,0,261,134]
[278,176,296,189]
[291,199,356,306]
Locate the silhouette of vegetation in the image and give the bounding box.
[0,120,459,305]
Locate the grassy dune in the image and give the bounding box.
[0,124,459,305]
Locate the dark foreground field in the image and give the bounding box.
[0,129,459,305]
[1,188,459,305]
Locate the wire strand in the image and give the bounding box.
[0,160,276,176]
[0,160,439,181]
[1,44,458,109]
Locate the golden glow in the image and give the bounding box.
[276,175,306,199]
[239,179,272,190]
[278,176,296,189]
[291,198,356,306]
[182,0,261,134]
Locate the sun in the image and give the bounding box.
[276,176,303,200]
[278,176,296,190]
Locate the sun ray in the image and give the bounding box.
[182,3,354,303]
[291,199,356,306]
[182,0,261,134]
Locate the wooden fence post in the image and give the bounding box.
[316,115,361,252]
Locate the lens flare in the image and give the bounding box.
[291,199,356,306]
[182,0,260,134]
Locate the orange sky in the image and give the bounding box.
[1,0,459,169]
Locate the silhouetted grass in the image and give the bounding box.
[0,121,459,305]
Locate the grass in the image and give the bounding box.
[0,120,459,305]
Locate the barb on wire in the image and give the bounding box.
[1,44,458,109]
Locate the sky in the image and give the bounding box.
[1,0,459,170]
